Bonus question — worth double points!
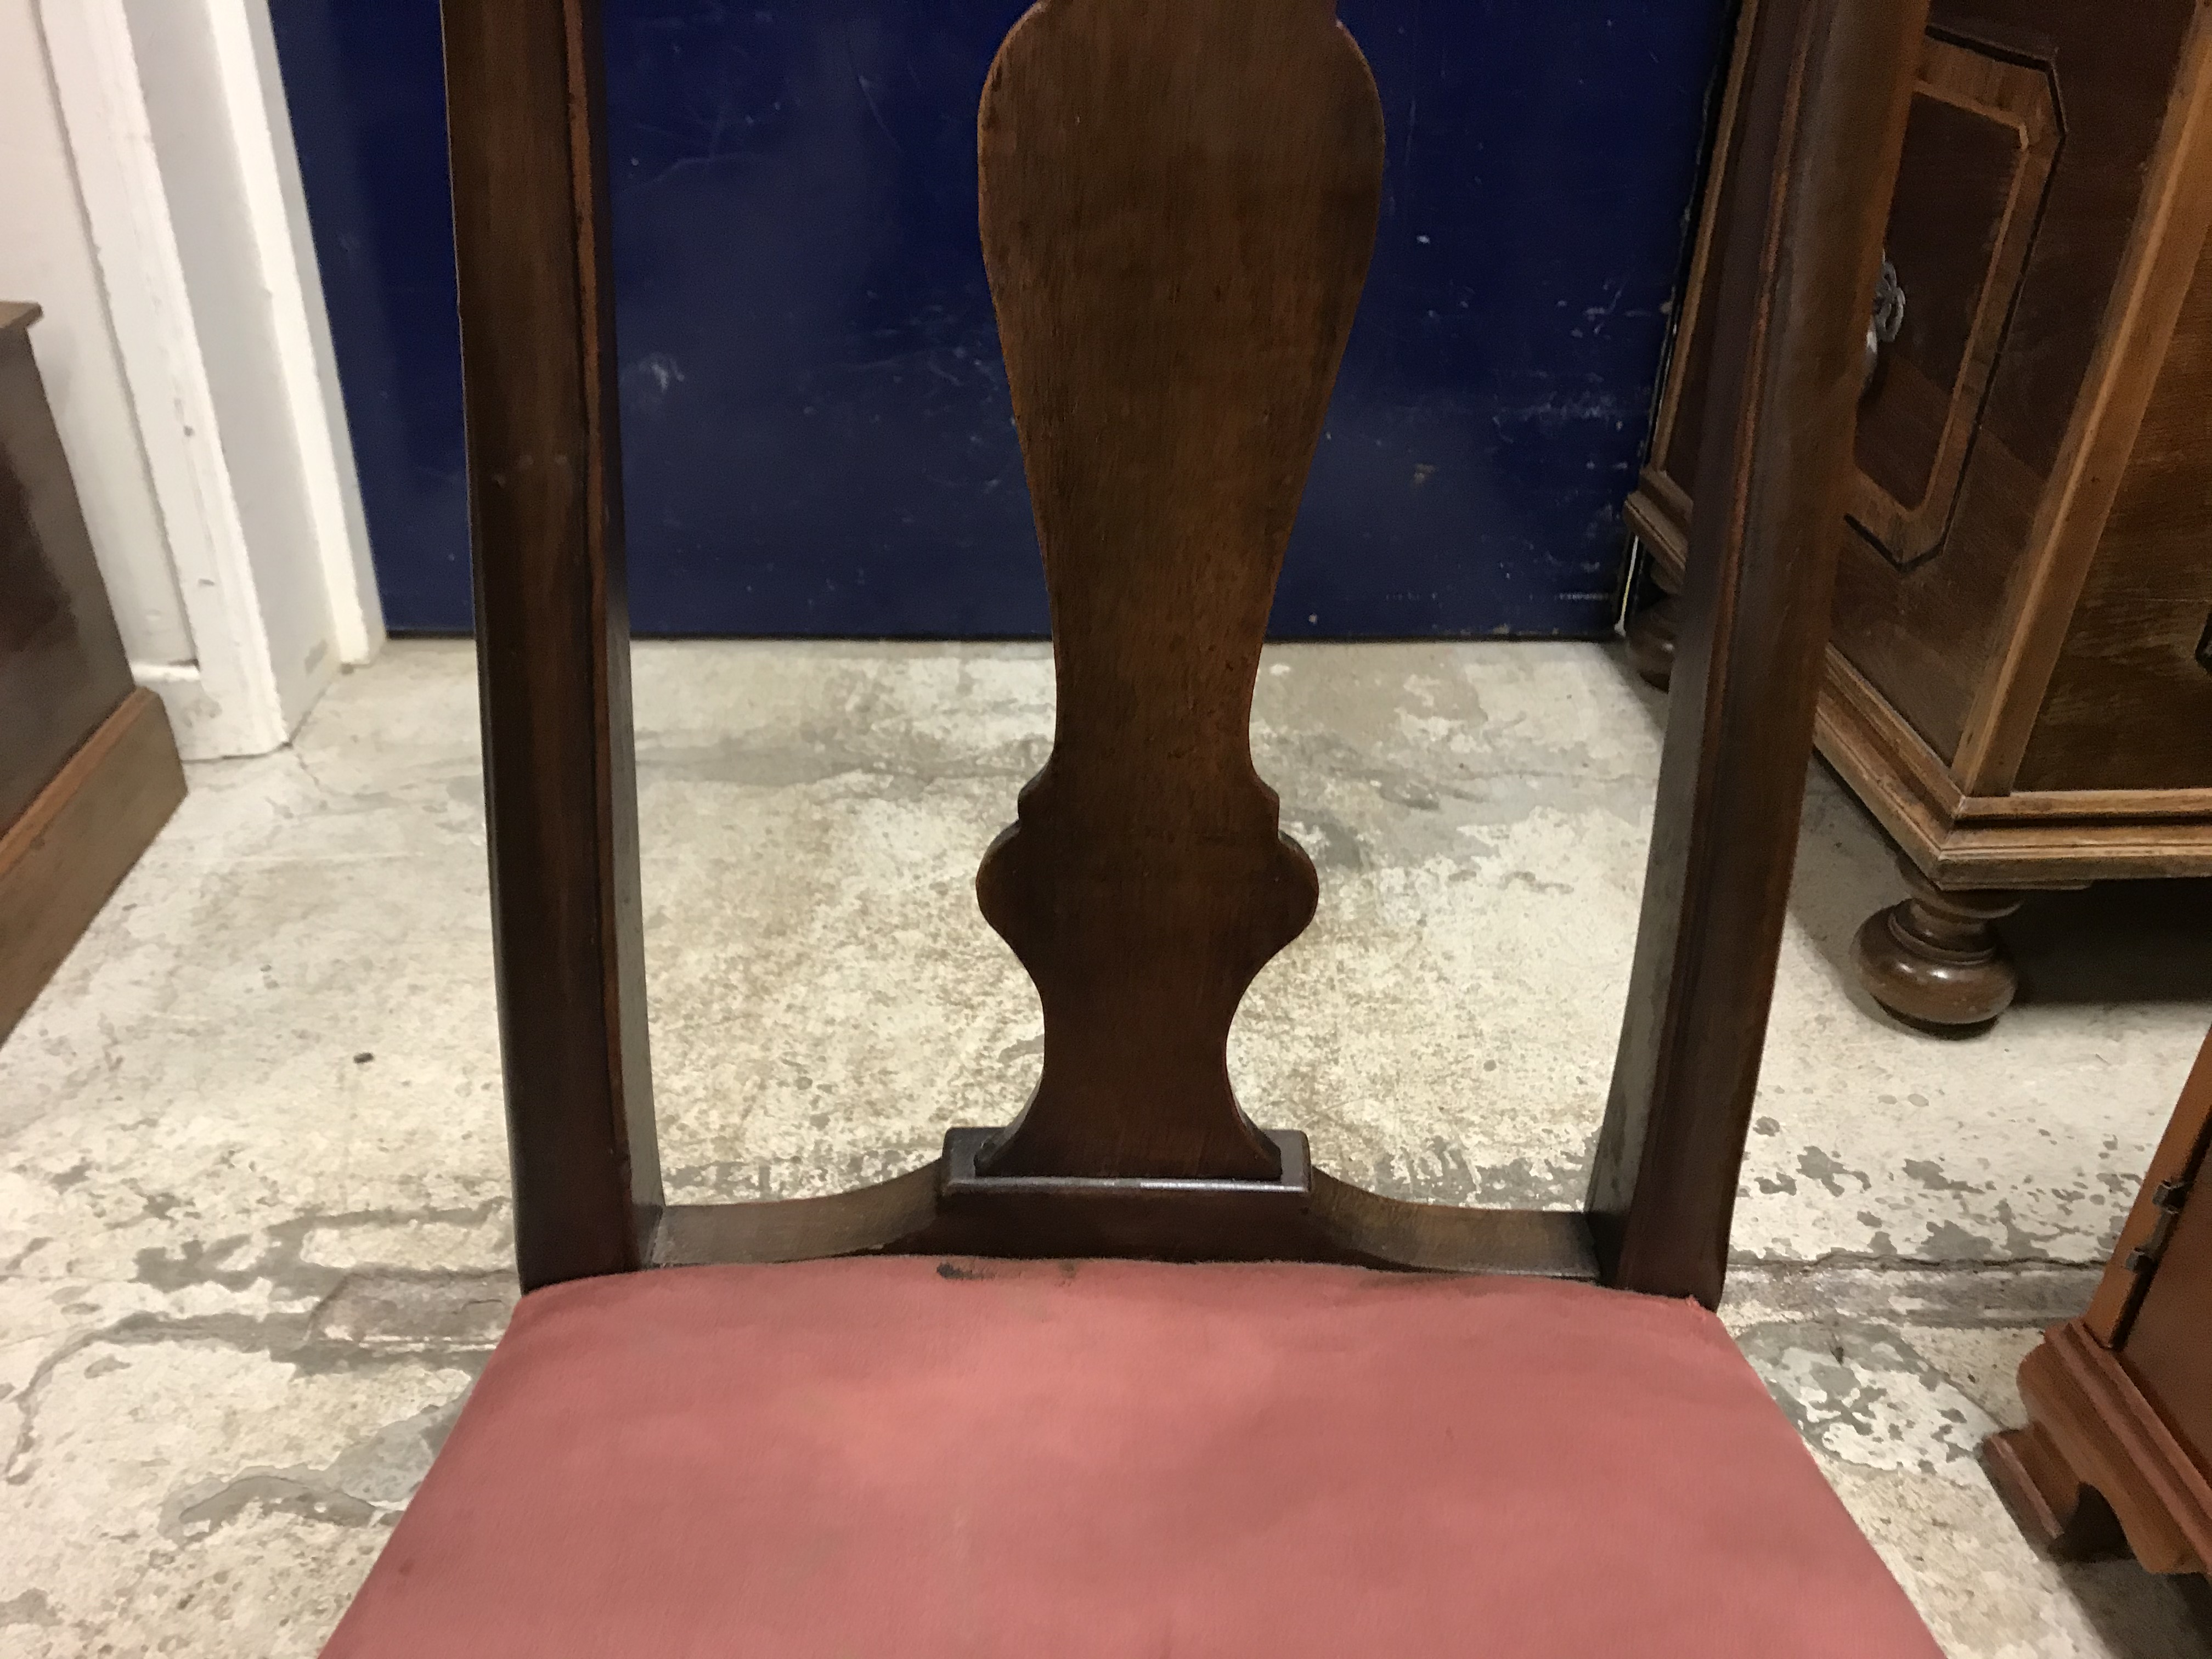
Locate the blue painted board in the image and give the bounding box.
[271,1,1731,637]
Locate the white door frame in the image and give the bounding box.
[38,0,382,759]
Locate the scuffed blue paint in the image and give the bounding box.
[270,0,1730,637]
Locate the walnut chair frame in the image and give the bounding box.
[442,0,1928,1311]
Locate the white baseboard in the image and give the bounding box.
[131,661,265,761]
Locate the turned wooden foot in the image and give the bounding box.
[1853,853,2023,1028]
[1625,591,1680,691]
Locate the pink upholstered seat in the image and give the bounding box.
[324,1258,1939,1658]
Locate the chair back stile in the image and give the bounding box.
[1592,0,1929,1303]
[438,0,1929,1305]
[444,0,661,1289]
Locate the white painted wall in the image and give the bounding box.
[214,0,382,666]
[0,0,192,667]
[123,0,341,734]
[22,0,384,757]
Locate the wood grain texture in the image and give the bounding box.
[0,689,184,1041]
[1988,1030,2212,1575]
[1624,481,1692,577]
[1649,602,2212,886]
[970,0,1382,1180]
[1591,0,1932,1307]
[2018,209,2212,792]
[441,0,662,1291]
[1303,1174,1600,1279]
[2085,1024,2212,1342]
[651,1158,1600,1282]
[1909,822,2212,885]
[1954,5,2212,791]
[1843,0,2204,772]
[2006,1318,2212,1575]
[1953,786,2212,823]
[1634,3,2212,911]
[452,0,1915,1294]
[653,1170,947,1269]
[1981,1419,2129,1561]
[2116,1145,2212,1462]
[1640,0,1770,549]
[1852,851,2023,1027]
[0,304,138,833]
[1848,36,2058,566]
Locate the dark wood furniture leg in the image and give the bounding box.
[1590,0,1931,1306]
[1852,851,2024,1028]
[1625,568,1681,692]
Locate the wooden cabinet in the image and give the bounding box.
[0,302,185,1040]
[1985,1026,2212,1573]
[1627,0,2212,1025]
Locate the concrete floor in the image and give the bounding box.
[4,637,2211,1655]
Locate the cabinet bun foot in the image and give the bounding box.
[1853,854,2023,1028]
[1625,593,1679,692]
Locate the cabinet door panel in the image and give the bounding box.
[1849,36,2057,568]
[1829,0,2196,765]
[1633,4,2200,770]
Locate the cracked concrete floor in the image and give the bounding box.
[4,638,2211,1655]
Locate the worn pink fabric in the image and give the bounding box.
[322,1258,1940,1658]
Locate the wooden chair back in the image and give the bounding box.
[439,0,1927,1308]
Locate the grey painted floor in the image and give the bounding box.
[4,639,2210,1655]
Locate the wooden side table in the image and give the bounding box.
[1984,1028,2212,1572]
[0,301,186,1040]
